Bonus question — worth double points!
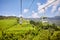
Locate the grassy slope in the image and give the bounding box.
[0,18,35,34]
[0,18,17,30]
[0,18,17,37]
[0,18,60,40]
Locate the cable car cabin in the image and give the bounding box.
[42,20,48,23]
[19,20,22,24]
[41,17,49,23]
[19,17,23,24]
[19,17,30,24]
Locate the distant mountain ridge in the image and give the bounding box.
[25,16,60,20]
[25,16,60,26]
[0,16,60,26]
[48,16,60,20]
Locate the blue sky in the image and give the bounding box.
[0,0,60,18]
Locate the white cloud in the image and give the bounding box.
[37,0,55,10]
[38,9,45,13]
[4,14,16,17]
[51,6,56,13]
[51,0,60,13]
[37,0,60,14]
[58,7,60,12]
[27,16,31,18]
[26,11,40,18]
[54,7,60,16]
[32,11,40,18]
[37,3,45,14]
[10,14,16,16]
[4,15,10,16]
[37,0,55,14]
[47,0,60,13]
[17,15,23,17]
[23,9,29,13]
[37,3,41,6]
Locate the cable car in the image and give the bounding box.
[19,16,23,24]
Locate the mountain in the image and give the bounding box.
[0,15,60,26]
[0,15,18,19]
[48,16,60,20]
[25,16,60,26]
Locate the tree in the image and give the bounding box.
[51,32,60,40]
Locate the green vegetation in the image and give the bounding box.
[0,18,60,40]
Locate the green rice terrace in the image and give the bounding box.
[0,17,60,40]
